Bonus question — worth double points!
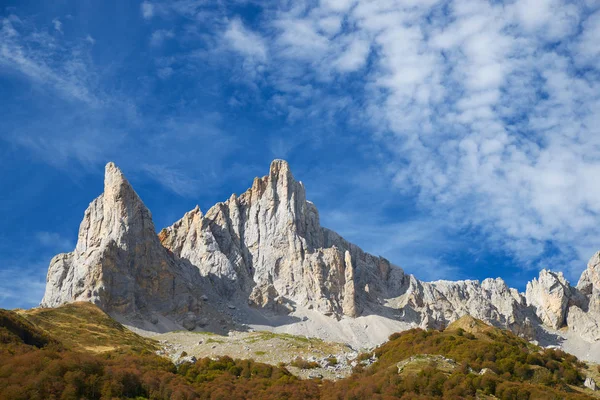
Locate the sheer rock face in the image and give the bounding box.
[525,270,571,329]
[520,255,600,341]
[41,160,600,344]
[567,251,600,341]
[41,163,204,319]
[577,252,600,295]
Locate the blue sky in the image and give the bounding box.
[1,0,600,309]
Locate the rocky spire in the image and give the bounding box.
[75,162,155,255]
[42,162,205,323]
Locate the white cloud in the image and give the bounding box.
[514,0,580,39]
[273,18,330,61]
[52,18,62,34]
[0,16,97,104]
[576,11,600,66]
[141,1,155,19]
[36,231,73,252]
[333,36,370,72]
[235,0,600,281]
[157,66,173,79]
[318,15,343,36]
[140,164,200,197]
[150,29,174,47]
[0,267,46,309]
[223,19,267,62]
[320,0,356,13]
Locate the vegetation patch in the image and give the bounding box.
[245,331,322,345]
[0,309,59,349]
[290,357,320,369]
[324,323,590,399]
[17,302,157,354]
[0,308,595,399]
[326,356,338,366]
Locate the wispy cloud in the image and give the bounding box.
[0,265,47,309]
[52,18,62,34]
[4,0,600,288]
[140,163,200,197]
[0,15,97,104]
[35,231,74,252]
[223,18,267,62]
[321,207,461,281]
[175,0,600,281]
[150,29,174,47]
[141,1,155,20]
[0,12,236,199]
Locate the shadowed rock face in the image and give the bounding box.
[41,160,600,345]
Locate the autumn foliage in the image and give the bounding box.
[0,309,595,399]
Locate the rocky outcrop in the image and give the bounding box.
[525,270,570,329]
[385,275,530,333]
[585,377,598,391]
[41,160,600,347]
[577,252,600,295]
[565,251,600,342]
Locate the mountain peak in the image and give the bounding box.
[42,161,205,318]
[104,161,125,183]
[103,162,135,201]
[268,159,295,184]
[269,158,290,173]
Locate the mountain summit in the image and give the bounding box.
[42,162,206,321]
[41,160,600,360]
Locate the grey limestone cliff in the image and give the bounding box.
[41,163,207,323]
[41,160,600,347]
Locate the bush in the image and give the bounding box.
[326,357,338,366]
[290,357,319,369]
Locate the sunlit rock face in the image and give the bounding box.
[41,163,205,320]
[526,270,571,329]
[567,252,600,342]
[41,160,600,346]
[158,160,372,318]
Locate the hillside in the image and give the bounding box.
[0,309,58,349]
[17,302,157,354]
[1,307,598,399]
[325,323,597,399]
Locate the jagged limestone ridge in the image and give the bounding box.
[40,160,600,343]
